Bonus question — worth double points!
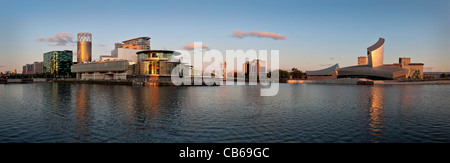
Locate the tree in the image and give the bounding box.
[268,69,289,79]
[291,68,303,79]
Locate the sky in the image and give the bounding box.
[0,0,449,73]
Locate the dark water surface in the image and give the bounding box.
[0,83,449,143]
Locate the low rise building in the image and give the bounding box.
[71,60,132,80]
[306,63,339,80]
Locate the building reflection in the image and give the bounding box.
[128,86,162,134]
[73,84,92,142]
[367,86,385,142]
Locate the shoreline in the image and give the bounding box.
[0,78,220,86]
[2,78,450,85]
[287,78,450,85]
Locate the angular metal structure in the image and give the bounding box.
[77,32,92,64]
[367,37,385,67]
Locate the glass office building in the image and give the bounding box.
[43,50,73,77]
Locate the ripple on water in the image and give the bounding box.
[0,83,449,143]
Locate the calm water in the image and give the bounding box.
[0,83,449,143]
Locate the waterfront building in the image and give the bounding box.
[136,50,183,83]
[221,62,227,80]
[337,38,424,80]
[244,59,266,78]
[367,38,385,68]
[384,58,424,79]
[22,62,44,75]
[43,50,73,77]
[306,63,339,80]
[99,37,151,64]
[22,65,26,75]
[77,32,92,64]
[115,37,150,50]
[71,60,132,80]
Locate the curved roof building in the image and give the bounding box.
[337,38,410,80]
[337,65,408,80]
[306,63,339,80]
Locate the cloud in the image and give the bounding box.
[232,30,286,40]
[96,44,106,47]
[36,32,75,46]
[183,42,209,50]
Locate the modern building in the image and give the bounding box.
[110,48,142,63]
[22,62,43,75]
[100,37,151,64]
[221,62,227,80]
[367,38,385,68]
[77,32,92,64]
[337,38,424,80]
[43,50,73,77]
[306,63,339,80]
[115,37,150,50]
[136,50,180,75]
[71,60,132,80]
[384,57,424,79]
[244,59,266,78]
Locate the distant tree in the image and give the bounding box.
[268,69,289,79]
[440,73,446,78]
[291,68,303,79]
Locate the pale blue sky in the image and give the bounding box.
[0,0,449,73]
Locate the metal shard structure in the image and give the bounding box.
[367,37,385,68]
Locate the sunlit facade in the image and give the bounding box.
[135,50,185,85]
[71,60,132,80]
[77,32,92,64]
[337,38,424,80]
[358,56,368,66]
[367,38,385,68]
[136,50,181,76]
[101,37,151,64]
[117,37,150,50]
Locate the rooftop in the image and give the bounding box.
[367,37,385,52]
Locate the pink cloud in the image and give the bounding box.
[183,42,209,50]
[36,32,75,46]
[232,30,286,40]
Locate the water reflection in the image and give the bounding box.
[2,83,448,143]
[367,86,385,142]
[73,84,92,142]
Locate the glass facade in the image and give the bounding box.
[136,50,179,76]
[43,50,73,77]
